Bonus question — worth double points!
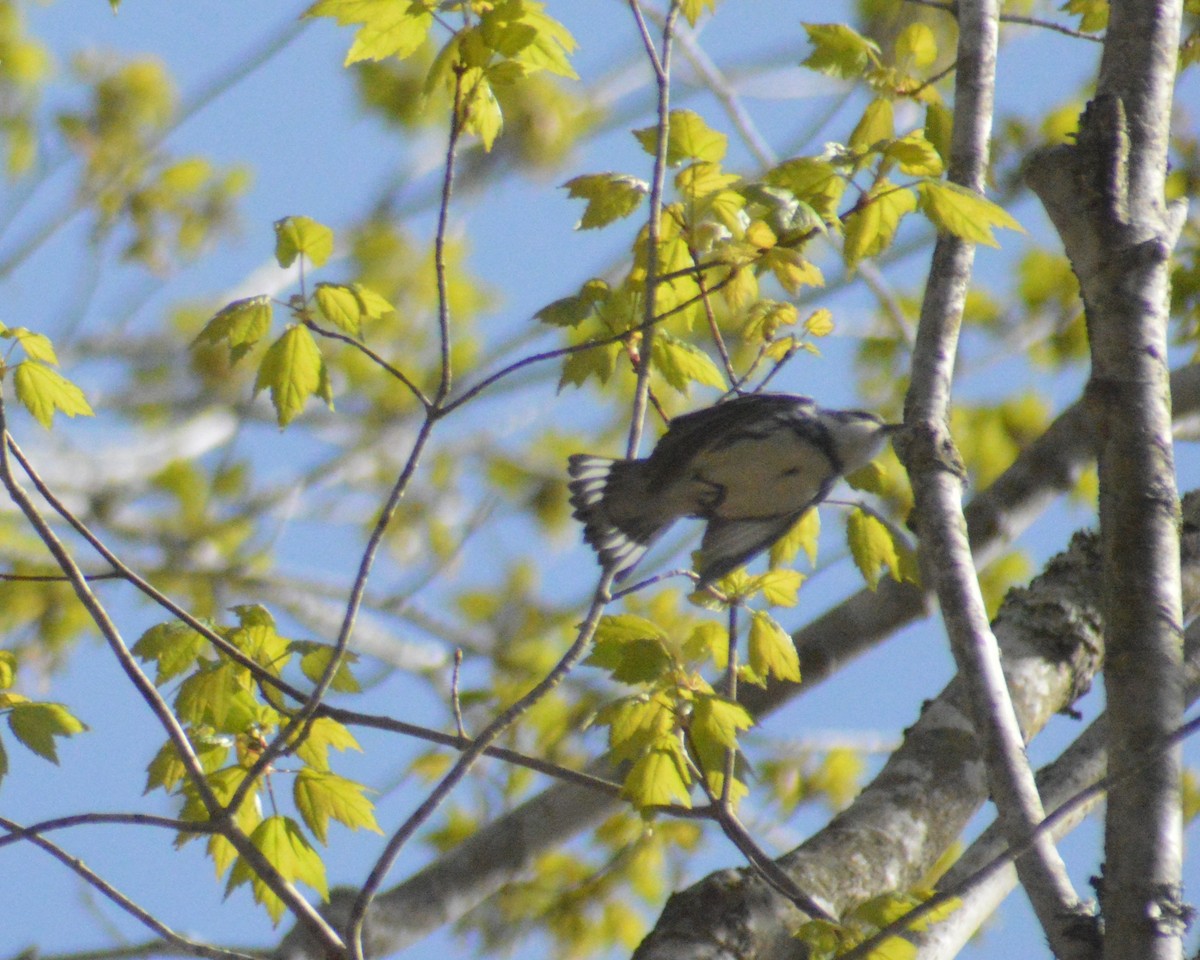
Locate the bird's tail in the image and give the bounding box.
[567,454,667,581]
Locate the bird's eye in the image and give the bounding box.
[781,467,801,477]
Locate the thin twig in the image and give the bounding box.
[451,648,466,739]
[0,816,259,960]
[434,67,467,404]
[304,318,431,410]
[904,0,1104,41]
[625,0,681,460]
[346,568,619,960]
[0,417,343,952]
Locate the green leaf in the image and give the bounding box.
[295,641,361,693]
[916,181,1023,247]
[590,616,674,682]
[843,183,918,267]
[691,694,753,752]
[294,769,382,844]
[294,717,362,773]
[748,568,804,607]
[597,693,676,762]
[588,636,673,685]
[558,339,620,390]
[622,739,692,809]
[651,333,726,393]
[883,132,944,177]
[133,620,209,684]
[535,293,595,327]
[460,68,504,151]
[924,103,954,167]
[847,508,900,589]
[194,296,273,362]
[849,98,894,154]
[13,362,94,429]
[305,0,435,65]
[227,815,328,923]
[801,23,880,79]
[315,283,365,336]
[0,737,7,788]
[174,661,253,732]
[894,22,937,71]
[0,650,15,689]
[1,326,58,365]
[681,0,716,26]
[562,173,648,229]
[274,215,334,268]
[254,325,330,427]
[144,732,229,794]
[633,109,727,166]
[747,610,801,685]
[8,702,87,763]
[1063,0,1109,32]
[351,282,394,319]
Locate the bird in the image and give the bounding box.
[568,393,901,587]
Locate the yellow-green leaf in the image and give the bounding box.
[802,23,880,79]
[681,0,716,26]
[351,282,394,319]
[133,621,209,684]
[294,716,362,772]
[274,215,334,268]
[461,68,504,151]
[563,173,648,229]
[194,295,273,362]
[0,651,15,689]
[850,98,894,154]
[558,339,621,390]
[8,701,87,763]
[634,109,727,166]
[227,815,328,923]
[315,283,364,336]
[1,326,58,365]
[804,308,835,337]
[747,610,801,685]
[749,568,804,607]
[296,642,361,693]
[254,325,330,427]
[843,183,918,267]
[847,508,900,589]
[916,181,1023,247]
[305,0,435,65]
[622,739,692,809]
[294,769,381,844]
[769,508,820,569]
[652,334,726,393]
[691,694,753,752]
[13,362,94,429]
[884,132,944,176]
[894,23,937,71]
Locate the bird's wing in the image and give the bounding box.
[647,393,814,484]
[695,510,807,587]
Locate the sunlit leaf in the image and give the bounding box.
[8,701,87,763]
[746,610,801,685]
[13,362,94,429]
[847,508,900,589]
[294,769,381,844]
[563,173,649,229]
[254,325,331,427]
[633,109,727,165]
[274,215,334,268]
[916,181,1023,247]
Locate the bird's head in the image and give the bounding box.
[817,408,902,474]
